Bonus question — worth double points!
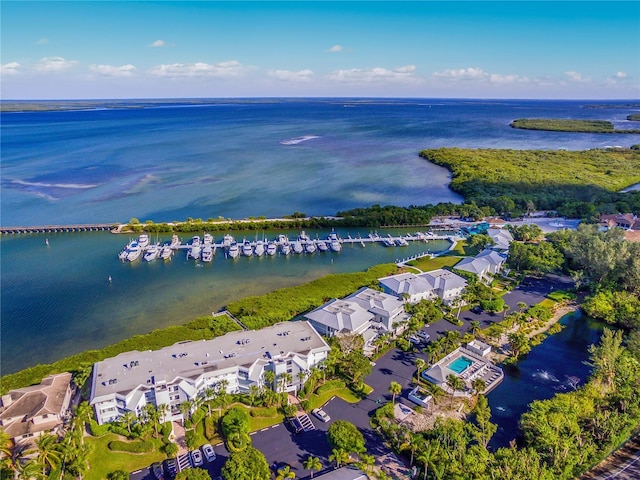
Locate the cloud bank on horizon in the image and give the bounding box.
[1,1,638,99]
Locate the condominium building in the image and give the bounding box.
[90,321,330,425]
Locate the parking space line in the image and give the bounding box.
[132,470,142,475]
[271,424,280,428]
[250,431,257,435]
[215,442,223,447]
[261,427,269,431]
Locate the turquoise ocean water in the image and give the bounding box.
[2,98,638,374]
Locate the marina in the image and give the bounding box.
[117,230,459,263]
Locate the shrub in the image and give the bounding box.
[88,419,110,437]
[300,400,310,412]
[249,407,278,418]
[191,408,205,425]
[226,432,251,453]
[185,430,198,450]
[221,406,251,438]
[108,440,154,453]
[165,442,178,458]
[204,416,216,440]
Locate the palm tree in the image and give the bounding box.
[279,373,293,392]
[517,301,527,312]
[502,304,510,320]
[402,432,426,466]
[416,443,435,480]
[143,403,160,437]
[357,453,376,473]
[329,448,349,469]
[303,456,323,479]
[263,370,276,391]
[276,465,296,480]
[121,411,137,436]
[248,384,261,407]
[34,433,62,477]
[156,403,170,424]
[446,374,465,407]
[469,320,481,336]
[471,378,487,397]
[389,381,402,405]
[203,387,215,416]
[179,400,193,425]
[415,358,427,378]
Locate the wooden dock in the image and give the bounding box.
[1,223,118,234]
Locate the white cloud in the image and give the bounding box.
[268,69,314,82]
[34,56,78,73]
[148,60,245,78]
[326,45,343,53]
[615,71,627,79]
[89,64,136,77]
[35,37,49,45]
[433,67,487,80]
[1,62,21,76]
[148,39,166,48]
[326,65,421,84]
[489,73,529,84]
[564,71,589,82]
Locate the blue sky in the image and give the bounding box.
[1,1,639,99]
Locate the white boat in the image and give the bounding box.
[395,237,409,247]
[188,236,201,260]
[203,233,214,245]
[316,240,329,252]
[299,231,311,242]
[170,234,181,250]
[223,234,234,248]
[118,239,135,260]
[228,241,240,259]
[160,244,172,260]
[383,235,396,247]
[266,241,278,256]
[126,242,141,261]
[292,240,304,254]
[254,240,265,257]
[138,234,150,249]
[241,240,253,257]
[278,235,291,255]
[328,231,342,252]
[305,240,317,254]
[201,245,214,262]
[144,244,160,262]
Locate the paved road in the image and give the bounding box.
[131,274,573,480]
[581,434,640,480]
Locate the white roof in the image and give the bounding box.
[346,287,404,317]
[305,299,373,333]
[454,257,490,275]
[487,228,514,250]
[378,273,434,296]
[476,249,505,266]
[420,269,467,292]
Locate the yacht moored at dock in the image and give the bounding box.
[254,239,265,257]
[316,239,328,252]
[160,244,173,260]
[328,231,342,252]
[305,240,317,254]
[201,244,214,262]
[125,242,141,262]
[170,234,181,250]
[138,234,150,249]
[292,240,304,254]
[241,240,253,257]
[228,241,240,259]
[144,244,160,262]
[188,236,201,260]
[266,241,278,256]
[203,233,214,245]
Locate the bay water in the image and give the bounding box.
[1,99,637,375]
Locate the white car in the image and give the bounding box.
[202,443,216,462]
[312,408,330,423]
[191,449,203,467]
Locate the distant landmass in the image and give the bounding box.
[511,118,640,134]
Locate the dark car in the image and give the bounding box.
[164,459,177,479]
[471,306,483,314]
[286,416,303,434]
[152,462,164,480]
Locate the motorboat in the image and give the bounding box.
[316,239,329,252]
[266,241,278,256]
[203,233,214,245]
[201,245,214,262]
[305,240,317,254]
[228,241,240,259]
[223,234,234,248]
[278,235,291,255]
[395,236,409,246]
[241,240,253,257]
[160,244,172,260]
[328,230,342,252]
[254,240,265,257]
[170,234,181,249]
[119,239,135,260]
[299,231,311,242]
[138,234,150,249]
[126,242,141,262]
[188,236,201,260]
[144,244,160,262]
[292,240,304,254]
[383,235,396,247]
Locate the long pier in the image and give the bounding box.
[1,223,118,235]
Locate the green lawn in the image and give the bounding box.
[306,386,363,410]
[85,434,166,480]
[407,255,462,272]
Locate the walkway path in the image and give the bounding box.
[172,421,189,456]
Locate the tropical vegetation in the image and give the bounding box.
[511,118,640,133]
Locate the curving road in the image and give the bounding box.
[581,434,640,480]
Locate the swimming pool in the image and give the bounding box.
[449,356,473,374]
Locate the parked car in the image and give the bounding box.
[202,443,216,462]
[286,416,304,433]
[164,459,177,479]
[417,331,431,341]
[471,306,483,314]
[152,462,164,480]
[191,449,203,467]
[312,408,330,423]
[409,335,421,345]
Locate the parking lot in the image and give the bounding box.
[132,274,572,480]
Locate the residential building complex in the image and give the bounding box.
[378,269,467,305]
[90,321,330,425]
[454,249,506,282]
[0,373,73,445]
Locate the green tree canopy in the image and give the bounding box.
[176,467,213,480]
[327,420,366,454]
[221,447,270,480]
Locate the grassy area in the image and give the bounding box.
[306,386,363,410]
[628,114,640,121]
[511,118,640,134]
[407,255,462,271]
[84,434,166,480]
